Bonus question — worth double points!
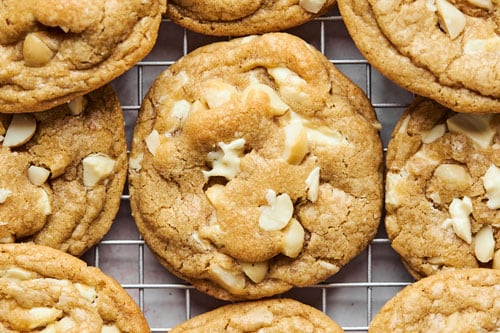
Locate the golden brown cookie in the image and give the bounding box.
[0,85,127,256]
[0,243,149,332]
[166,0,336,36]
[170,298,344,332]
[337,0,500,113]
[129,32,383,300]
[369,268,500,332]
[0,0,165,113]
[385,97,500,279]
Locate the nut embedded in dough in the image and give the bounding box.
[22,33,55,67]
[2,114,37,148]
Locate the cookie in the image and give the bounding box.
[0,243,149,332]
[369,268,500,332]
[129,32,383,300]
[337,0,500,113]
[0,0,165,113]
[170,298,344,332]
[385,97,500,279]
[0,85,127,256]
[166,0,336,36]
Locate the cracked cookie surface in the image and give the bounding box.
[0,85,127,256]
[338,0,500,113]
[385,97,500,279]
[166,0,336,36]
[369,268,500,332]
[170,298,344,332]
[0,243,149,332]
[129,33,383,300]
[0,0,165,113]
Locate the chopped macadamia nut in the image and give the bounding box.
[67,96,87,116]
[466,0,494,10]
[0,267,35,280]
[259,190,294,231]
[444,197,473,244]
[101,325,121,333]
[38,189,52,216]
[27,307,63,330]
[242,84,290,116]
[3,114,37,148]
[436,0,466,39]
[434,164,472,191]
[289,111,347,146]
[385,171,409,207]
[0,189,11,204]
[299,0,327,13]
[145,130,160,156]
[474,226,495,263]
[202,80,237,109]
[482,164,500,209]
[446,113,494,149]
[27,165,51,186]
[23,33,55,67]
[305,167,320,202]
[202,138,246,180]
[167,100,191,133]
[240,261,268,283]
[82,153,116,187]
[282,121,308,164]
[267,67,308,103]
[421,124,446,144]
[281,218,305,258]
[210,264,245,294]
[74,283,97,302]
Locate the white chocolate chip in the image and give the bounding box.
[240,261,268,283]
[444,196,473,244]
[202,80,237,109]
[0,189,11,204]
[242,83,290,116]
[318,260,337,272]
[289,111,347,146]
[268,67,309,103]
[210,264,245,293]
[474,225,495,263]
[259,190,294,231]
[41,317,76,333]
[436,0,466,39]
[23,33,55,67]
[421,124,446,144]
[281,218,305,258]
[282,121,308,164]
[434,164,472,190]
[67,96,87,116]
[74,283,97,302]
[305,167,320,203]
[27,165,50,186]
[145,130,160,156]
[466,0,493,10]
[202,138,246,180]
[493,250,500,269]
[299,0,327,13]
[446,113,494,149]
[27,307,63,330]
[464,37,500,54]
[82,153,116,187]
[482,164,500,209]
[101,325,121,333]
[3,114,37,148]
[168,100,191,133]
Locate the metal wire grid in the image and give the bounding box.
[82,8,417,332]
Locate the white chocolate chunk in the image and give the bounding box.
[493,250,500,269]
[82,153,115,187]
[385,171,409,207]
[3,114,37,148]
[474,225,495,263]
[240,261,268,283]
[74,283,97,302]
[145,130,160,156]
[421,124,446,144]
[168,99,191,133]
[464,37,500,54]
[281,218,305,258]
[434,164,472,190]
[41,317,77,333]
[289,111,347,146]
[23,33,55,67]
[482,164,500,209]
[305,167,320,202]
[444,196,473,244]
[202,80,237,109]
[0,189,11,204]
[27,165,50,186]
[267,67,308,103]
[282,121,308,164]
[446,113,494,149]
[466,0,493,10]
[259,190,294,231]
[101,325,121,333]
[27,307,62,329]
[299,0,327,13]
[67,96,87,116]
[242,83,290,116]
[202,138,246,180]
[436,0,466,39]
[210,264,245,293]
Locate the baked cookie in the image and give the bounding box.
[170,298,344,332]
[0,243,149,332]
[166,0,336,36]
[337,0,500,113]
[385,97,500,279]
[129,32,383,300]
[369,268,500,332]
[0,85,127,256]
[0,0,165,113]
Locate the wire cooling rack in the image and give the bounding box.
[81,6,417,332]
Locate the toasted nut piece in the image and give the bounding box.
[101,325,121,333]
[205,184,224,206]
[202,138,246,180]
[210,264,245,294]
[242,83,290,116]
[82,153,115,187]
[305,167,320,202]
[282,121,308,164]
[493,250,500,269]
[259,190,294,231]
[299,0,327,13]
[74,283,97,302]
[3,114,37,148]
[26,307,63,330]
[145,130,160,156]
[444,197,473,244]
[167,100,191,133]
[202,80,237,109]
[281,218,305,258]
[0,189,11,204]
[436,0,466,39]
[466,0,493,10]
[464,37,500,54]
[129,153,143,172]
[38,189,51,216]
[0,267,35,280]
[446,113,494,149]
[482,164,500,209]
[23,33,55,67]
[27,165,50,186]
[240,261,268,283]
[67,96,87,116]
[421,124,446,144]
[434,164,472,191]
[474,226,495,263]
[268,67,308,103]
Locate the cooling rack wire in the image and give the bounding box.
[81,6,418,332]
